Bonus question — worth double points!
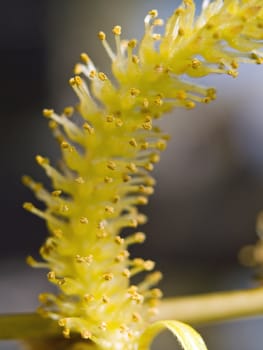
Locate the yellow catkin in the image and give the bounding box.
[23,1,263,350]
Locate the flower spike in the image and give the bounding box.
[23,1,263,349]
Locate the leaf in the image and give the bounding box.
[138,320,208,350]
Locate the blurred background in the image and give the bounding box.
[1,0,263,349]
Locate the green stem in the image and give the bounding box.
[157,287,263,324]
[0,313,61,340]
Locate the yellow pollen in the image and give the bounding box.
[129,88,140,96]
[103,272,114,281]
[42,109,54,118]
[115,236,124,245]
[129,138,137,147]
[84,294,95,303]
[89,70,97,79]
[153,18,164,26]
[134,232,146,243]
[152,33,161,41]
[63,106,74,117]
[107,160,117,170]
[148,9,158,18]
[75,176,85,184]
[83,123,95,134]
[53,228,63,238]
[106,114,115,123]
[35,155,49,165]
[178,27,185,36]
[98,72,108,81]
[185,101,196,109]
[122,269,131,278]
[191,58,201,69]
[81,330,92,339]
[126,162,137,173]
[128,39,137,48]
[80,52,90,64]
[104,176,113,183]
[112,25,122,35]
[98,31,106,40]
[132,312,141,322]
[102,295,109,304]
[112,195,120,203]
[105,205,115,214]
[132,55,140,64]
[47,271,56,281]
[227,70,239,78]
[80,217,89,224]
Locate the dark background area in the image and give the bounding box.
[1,1,263,349]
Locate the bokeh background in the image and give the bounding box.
[1,0,263,349]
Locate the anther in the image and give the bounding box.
[42,109,54,118]
[152,33,161,41]
[98,31,106,41]
[140,142,149,150]
[53,228,63,238]
[129,88,140,96]
[148,9,158,18]
[144,260,155,271]
[227,70,238,78]
[63,328,70,338]
[75,254,93,264]
[122,269,131,278]
[102,295,109,303]
[80,216,89,224]
[89,70,97,79]
[126,162,137,173]
[128,39,137,48]
[106,114,115,123]
[99,322,107,331]
[98,72,107,81]
[112,25,122,35]
[115,236,124,245]
[75,176,85,184]
[150,154,160,163]
[153,18,164,26]
[47,271,56,281]
[150,288,163,298]
[115,118,123,127]
[103,272,114,281]
[84,294,95,303]
[81,330,92,339]
[134,232,146,243]
[132,312,142,322]
[191,58,201,69]
[58,318,66,327]
[142,121,152,130]
[80,52,90,64]
[112,195,120,203]
[105,205,114,214]
[107,161,117,170]
[23,202,34,212]
[129,138,137,147]
[185,101,196,109]
[35,155,49,166]
[104,176,113,183]
[136,196,148,205]
[132,55,140,64]
[83,123,95,134]
[178,27,185,36]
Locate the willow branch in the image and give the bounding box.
[0,313,61,340]
[156,287,263,325]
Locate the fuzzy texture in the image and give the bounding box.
[23,0,262,349]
